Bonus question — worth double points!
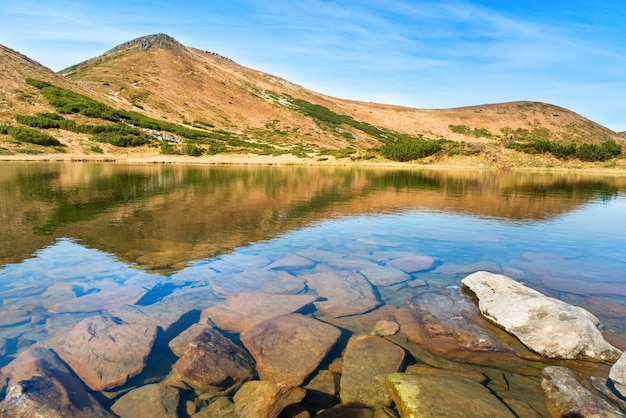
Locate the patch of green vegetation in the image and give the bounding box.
[286,95,387,139]
[0,124,61,146]
[23,78,287,154]
[89,145,103,153]
[381,137,445,162]
[159,141,180,155]
[0,147,14,155]
[500,126,550,142]
[16,148,44,154]
[319,147,357,158]
[506,138,621,162]
[183,142,204,156]
[447,141,481,156]
[448,125,492,138]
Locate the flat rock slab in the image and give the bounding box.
[209,270,306,297]
[200,292,319,333]
[176,326,256,394]
[462,271,622,361]
[303,270,380,318]
[340,334,405,408]
[0,309,31,327]
[241,313,341,386]
[399,287,513,361]
[386,255,436,273]
[111,383,180,418]
[52,315,157,391]
[542,366,626,418]
[359,265,411,287]
[233,380,306,418]
[267,254,315,270]
[387,373,516,418]
[0,347,114,417]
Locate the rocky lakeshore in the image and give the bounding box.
[1,244,626,418]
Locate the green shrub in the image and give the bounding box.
[160,141,180,155]
[3,126,61,146]
[449,125,470,134]
[183,142,204,156]
[381,138,444,161]
[507,137,622,161]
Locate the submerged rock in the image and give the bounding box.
[359,265,411,287]
[340,335,405,408]
[110,383,180,418]
[176,326,256,394]
[462,271,622,361]
[233,380,306,418]
[200,292,318,333]
[0,347,113,417]
[386,255,435,273]
[303,270,380,318]
[541,366,626,418]
[208,269,306,297]
[398,287,514,362]
[240,313,341,386]
[48,286,147,313]
[386,373,516,418]
[52,315,157,391]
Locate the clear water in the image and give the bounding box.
[1,162,625,410]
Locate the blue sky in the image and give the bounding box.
[1,0,625,131]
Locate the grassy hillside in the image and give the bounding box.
[1,34,624,167]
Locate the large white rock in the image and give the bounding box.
[462,271,621,361]
[610,351,626,396]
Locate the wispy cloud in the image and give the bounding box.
[0,0,624,130]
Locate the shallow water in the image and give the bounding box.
[1,162,626,413]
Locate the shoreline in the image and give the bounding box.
[2,151,626,175]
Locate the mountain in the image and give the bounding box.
[1,34,624,166]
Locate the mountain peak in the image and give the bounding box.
[105,34,182,55]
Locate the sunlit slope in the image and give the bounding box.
[61,34,621,148]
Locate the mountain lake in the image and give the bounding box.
[1,161,625,416]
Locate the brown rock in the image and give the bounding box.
[240,313,341,385]
[399,287,514,362]
[111,383,180,418]
[52,315,157,391]
[168,323,207,358]
[386,255,435,273]
[359,266,411,287]
[0,309,30,327]
[177,326,256,394]
[542,366,626,418]
[304,270,380,318]
[304,370,340,409]
[371,319,400,337]
[324,304,398,335]
[0,347,113,417]
[233,380,306,418]
[209,270,306,297]
[387,373,515,418]
[192,396,236,418]
[200,292,319,333]
[404,365,487,384]
[340,335,405,408]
